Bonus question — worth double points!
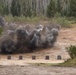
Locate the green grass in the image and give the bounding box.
[29,63,54,67]
[56,58,76,67]
[4,15,73,28]
[30,58,76,67]
[0,27,3,35]
[49,17,71,28]
[4,15,48,24]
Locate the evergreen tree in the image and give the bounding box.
[26,6,32,17]
[22,0,32,17]
[47,0,57,17]
[11,0,21,16]
[0,0,4,15]
[21,1,26,16]
[57,0,61,13]
[69,0,76,16]
[3,2,10,15]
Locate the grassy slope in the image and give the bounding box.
[30,59,76,67]
[56,58,76,67]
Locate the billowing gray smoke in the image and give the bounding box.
[0,17,60,54]
[0,37,16,54]
[0,16,5,27]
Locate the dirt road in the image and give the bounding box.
[0,65,76,75]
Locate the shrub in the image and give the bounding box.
[66,45,76,59]
[50,17,71,28]
[0,27,3,35]
[56,17,71,28]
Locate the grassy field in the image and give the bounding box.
[30,58,76,67]
[56,58,76,67]
[4,15,74,28]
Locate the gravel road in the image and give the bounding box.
[0,65,76,75]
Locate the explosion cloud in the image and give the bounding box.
[0,17,60,54]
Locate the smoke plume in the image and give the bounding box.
[0,17,60,54]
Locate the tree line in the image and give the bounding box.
[0,0,76,17]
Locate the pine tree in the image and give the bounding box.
[57,0,61,13]
[69,0,76,16]
[47,0,57,17]
[11,0,21,17]
[3,2,10,15]
[0,0,5,15]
